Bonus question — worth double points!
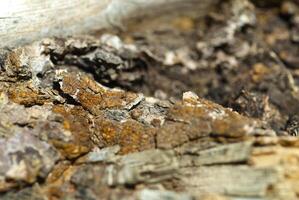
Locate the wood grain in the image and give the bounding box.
[0,0,219,48]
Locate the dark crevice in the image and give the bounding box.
[52,81,81,106]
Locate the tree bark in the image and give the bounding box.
[1,1,298,200]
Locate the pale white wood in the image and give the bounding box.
[0,0,219,48]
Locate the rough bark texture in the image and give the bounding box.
[2,0,299,199]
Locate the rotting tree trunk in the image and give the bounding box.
[1,35,299,200]
[0,0,219,48]
[1,0,299,200]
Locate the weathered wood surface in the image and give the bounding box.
[0,0,219,48]
[2,1,299,199]
[1,34,299,200]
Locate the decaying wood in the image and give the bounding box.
[1,0,299,199]
[0,0,219,48]
[1,34,299,199]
